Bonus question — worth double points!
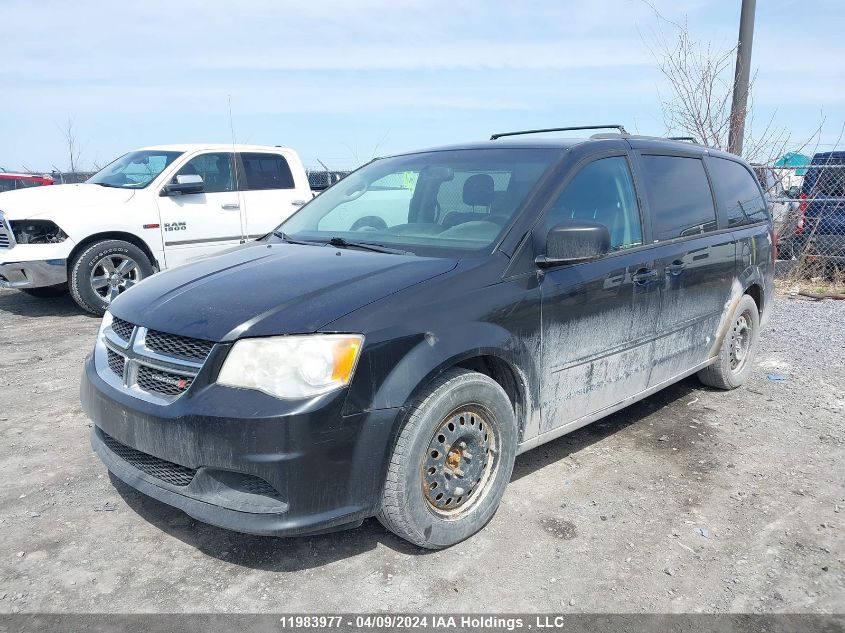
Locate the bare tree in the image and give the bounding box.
[643,9,790,163]
[59,116,84,173]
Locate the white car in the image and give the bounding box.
[0,144,313,314]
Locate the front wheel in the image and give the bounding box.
[378,369,517,549]
[69,240,154,315]
[698,294,760,390]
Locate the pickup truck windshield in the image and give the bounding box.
[87,150,183,189]
[278,148,558,254]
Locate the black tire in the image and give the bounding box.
[21,284,68,298]
[377,368,517,549]
[69,240,154,315]
[698,294,760,390]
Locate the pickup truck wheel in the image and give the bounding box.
[69,240,153,315]
[377,368,517,549]
[21,284,68,298]
[698,294,760,390]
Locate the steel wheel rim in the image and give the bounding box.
[421,405,499,519]
[729,312,752,372]
[90,255,141,304]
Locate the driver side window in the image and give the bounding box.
[546,156,643,251]
[173,153,235,194]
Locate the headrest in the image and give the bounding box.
[462,173,494,206]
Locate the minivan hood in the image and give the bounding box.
[110,242,458,341]
[0,183,135,219]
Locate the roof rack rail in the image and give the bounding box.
[667,136,700,144]
[490,125,628,140]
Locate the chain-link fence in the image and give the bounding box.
[758,153,845,284]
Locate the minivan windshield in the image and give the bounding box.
[277,148,558,255]
[87,150,183,189]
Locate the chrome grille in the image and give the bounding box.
[101,431,196,487]
[98,318,215,404]
[136,365,194,397]
[107,349,125,377]
[111,317,134,342]
[145,329,214,362]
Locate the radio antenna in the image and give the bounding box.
[227,94,245,242]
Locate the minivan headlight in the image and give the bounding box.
[217,334,364,399]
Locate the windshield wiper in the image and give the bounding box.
[272,231,318,245]
[94,182,120,188]
[325,236,410,255]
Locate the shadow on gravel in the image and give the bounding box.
[108,377,703,570]
[0,290,94,318]
[511,377,699,482]
[110,475,428,571]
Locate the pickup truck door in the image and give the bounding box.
[156,152,245,268]
[237,151,310,239]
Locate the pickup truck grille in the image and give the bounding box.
[98,318,215,403]
[0,211,13,249]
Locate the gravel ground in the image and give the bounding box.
[0,288,842,614]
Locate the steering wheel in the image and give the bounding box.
[350,216,388,232]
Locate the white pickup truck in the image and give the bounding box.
[0,144,313,314]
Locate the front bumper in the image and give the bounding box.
[0,258,67,289]
[81,354,403,537]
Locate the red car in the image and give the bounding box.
[0,172,55,193]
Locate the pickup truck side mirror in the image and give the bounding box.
[535,220,611,267]
[160,174,204,196]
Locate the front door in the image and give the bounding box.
[156,152,244,268]
[538,155,660,434]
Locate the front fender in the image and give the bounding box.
[344,320,537,435]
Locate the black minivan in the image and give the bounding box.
[81,127,774,549]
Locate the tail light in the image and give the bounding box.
[771,225,778,260]
[795,193,808,235]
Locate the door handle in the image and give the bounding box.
[665,260,685,275]
[632,268,659,284]
[292,200,306,206]
[221,203,240,210]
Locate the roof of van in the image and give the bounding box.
[400,135,736,158]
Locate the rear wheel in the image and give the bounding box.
[21,284,68,298]
[69,240,154,315]
[378,369,517,549]
[698,294,760,390]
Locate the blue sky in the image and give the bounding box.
[1,0,843,172]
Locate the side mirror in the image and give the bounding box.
[160,174,204,196]
[535,220,611,267]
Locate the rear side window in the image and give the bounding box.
[641,155,717,240]
[240,153,295,190]
[708,157,768,226]
[805,162,845,198]
[546,156,643,251]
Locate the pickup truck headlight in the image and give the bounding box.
[10,219,68,244]
[217,334,364,399]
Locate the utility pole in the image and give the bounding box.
[727,0,756,155]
